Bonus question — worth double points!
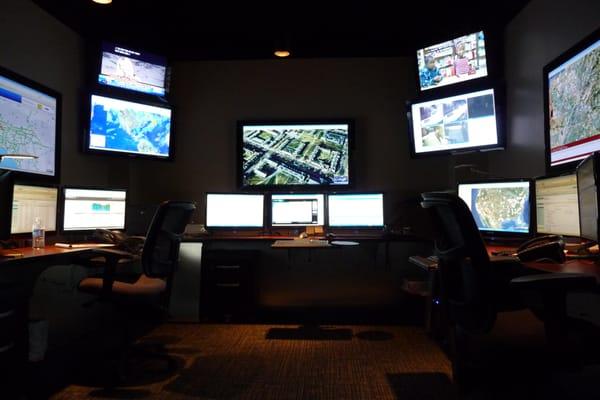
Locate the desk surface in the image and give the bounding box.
[0,244,111,266]
[487,245,600,283]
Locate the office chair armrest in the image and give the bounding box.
[85,248,139,297]
[510,273,596,292]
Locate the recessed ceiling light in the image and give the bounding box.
[92,0,112,4]
[274,50,291,58]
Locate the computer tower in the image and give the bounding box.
[576,152,600,242]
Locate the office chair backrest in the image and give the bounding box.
[420,192,495,333]
[141,200,196,279]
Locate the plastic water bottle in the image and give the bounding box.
[32,217,45,249]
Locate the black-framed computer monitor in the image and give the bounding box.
[11,183,58,234]
[61,187,127,232]
[457,179,532,237]
[577,153,599,242]
[205,193,265,229]
[535,174,580,237]
[327,193,384,228]
[270,194,325,227]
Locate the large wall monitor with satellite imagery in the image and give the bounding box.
[408,87,502,157]
[238,121,352,189]
[85,93,172,159]
[544,28,600,170]
[98,42,167,96]
[0,66,60,177]
[457,180,531,236]
[417,31,488,92]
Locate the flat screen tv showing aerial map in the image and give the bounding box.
[0,71,57,176]
[88,94,171,158]
[240,122,351,187]
[98,42,167,96]
[458,181,530,234]
[547,37,600,167]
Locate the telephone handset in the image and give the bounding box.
[515,234,565,262]
[93,229,145,255]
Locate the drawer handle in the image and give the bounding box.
[216,283,241,288]
[0,342,15,353]
[215,265,241,270]
[0,310,15,319]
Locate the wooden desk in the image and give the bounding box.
[486,245,600,283]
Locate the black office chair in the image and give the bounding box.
[77,200,196,384]
[420,192,596,389]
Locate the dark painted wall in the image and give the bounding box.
[0,0,131,189]
[488,0,600,178]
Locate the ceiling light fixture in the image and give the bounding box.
[274,49,291,58]
[92,0,112,4]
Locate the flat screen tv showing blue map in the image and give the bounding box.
[457,180,531,235]
[87,94,172,159]
[0,66,59,177]
[98,42,167,96]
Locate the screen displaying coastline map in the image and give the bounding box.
[547,36,600,167]
[88,94,171,158]
[458,181,530,234]
[241,122,350,187]
[0,71,57,176]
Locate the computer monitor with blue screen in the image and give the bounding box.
[205,193,264,228]
[0,66,59,177]
[327,193,384,228]
[457,180,531,235]
[62,188,127,232]
[535,174,580,237]
[271,194,325,227]
[11,184,58,234]
[86,93,172,159]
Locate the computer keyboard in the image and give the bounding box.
[272,239,331,248]
[55,243,114,248]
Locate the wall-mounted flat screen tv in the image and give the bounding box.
[239,121,352,189]
[417,31,488,92]
[98,41,167,96]
[408,87,502,156]
[544,28,600,170]
[0,65,60,177]
[85,93,172,159]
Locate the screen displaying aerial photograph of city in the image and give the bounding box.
[241,123,350,186]
[547,37,600,167]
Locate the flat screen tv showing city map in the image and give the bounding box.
[98,42,167,96]
[239,121,352,188]
[0,66,59,177]
[457,180,531,235]
[86,93,172,159]
[544,28,600,169]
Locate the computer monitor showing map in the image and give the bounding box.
[408,88,502,157]
[62,187,127,232]
[239,121,352,189]
[11,184,58,234]
[544,28,600,169]
[535,174,580,237]
[271,194,325,227]
[98,41,167,96]
[0,66,60,177]
[417,30,488,92]
[327,193,384,228]
[457,180,531,236]
[86,93,172,159]
[205,193,264,228]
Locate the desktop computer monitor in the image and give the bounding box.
[11,184,58,234]
[205,193,264,228]
[457,180,531,236]
[62,187,127,232]
[577,153,599,242]
[327,193,384,228]
[535,174,580,237]
[271,194,325,227]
